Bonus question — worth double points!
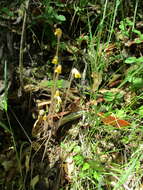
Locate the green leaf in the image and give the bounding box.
[79,171,86,178]
[25,155,30,172]
[140,35,143,40]
[1,7,14,17]
[138,106,143,117]
[126,75,133,82]
[30,175,39,189]
[125,57,137,64]
[55,14,66,21]
[0,121,11,134]
[0,96,8,111]
[132,29,141,36]
[40,79,69,89]
[93,171,100,181]
[115,92,124,100]
[104,92,115,102]
[82,163,90,171]
[116,109,126,118]
[88,160,103,171]
[136,56,143,63]
[119,21,125,31]
[135,39,142,44]
[126,18,133,26]
[131,77,143,89]
[73,145,81,153]
[73,155,84,166]
[2,161,13,171]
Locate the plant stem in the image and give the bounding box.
[19,0,30,94]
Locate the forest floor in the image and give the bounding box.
[0,1,143,190]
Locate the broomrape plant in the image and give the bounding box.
[48,28,81,128]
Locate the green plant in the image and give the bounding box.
[119,18,134,38]
[41,0,66,24]
[0,7,14,17]
[1,0,143,189]
[0,61,8,111]
[86,0,122,94]
[124,56,143,90]
[112,144,143,190]
[40,27,82,160]
[132,29,143,43]
[74,155,104,181]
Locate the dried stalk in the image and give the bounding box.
[19,0,30,95]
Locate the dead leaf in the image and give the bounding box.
[66,98,81,112]
[63,156,74,181]
[104,43,117,56]
[107,74,121,87]
[108,80,122,87]
[98,112,130,128]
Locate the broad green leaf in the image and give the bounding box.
[131,77,143,89]
[133,29,141,36]
[135,39,143,44]
[125,57,137,64]
[140,35,143,40]
[136,56,143,63]
[40,79,69,89]
[55,14,66,21]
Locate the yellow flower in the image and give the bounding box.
[54,90,60,97]
[43,115,47,121]
[71,68,81,78]
[56,96,62,104]
[54,28,62,38]
[54,90,62,104]
[55,65,62,74]
[52,56,58,64]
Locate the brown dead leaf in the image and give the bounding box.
[66,98,81,112]
[98,112,130,128]
[108,80,122,87]
[63,156,74,181]
[104,43,117,56]
[136,21,143,28]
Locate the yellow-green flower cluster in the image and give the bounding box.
[54,28,62,38]
[71,68,81,78]
[55,64,62,74]
[54,90,62,104]
[52,56,58,64]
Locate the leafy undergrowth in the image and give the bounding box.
[0,0,143,190]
